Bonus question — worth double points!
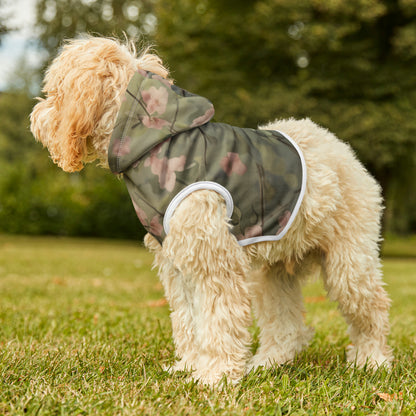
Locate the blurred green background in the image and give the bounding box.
[0,0,415,241]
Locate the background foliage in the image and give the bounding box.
[0,0,415,238]
[1,234,416,414]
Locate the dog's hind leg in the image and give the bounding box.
[248,262,314,371]
[162,190,252,385]
[322,241,393,368]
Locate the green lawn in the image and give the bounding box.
[1,234,415,415]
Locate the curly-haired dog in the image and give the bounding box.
[30,36,393,385]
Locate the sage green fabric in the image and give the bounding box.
[109,70,305,245]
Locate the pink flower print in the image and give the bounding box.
[141,116,170,130]
[131,199,148,225]
[277,210,291,234]
[112,137,131,157]
[243,224,262,239]
[149,142,164,156]
[220,152,247,176]
[142,86,169,115]
[144,153,186,192]
[131,199,163,237]
[190,106,215,127]
[149,215,163,236]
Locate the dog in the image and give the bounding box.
[30,36,393,385]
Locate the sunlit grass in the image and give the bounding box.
[1,234,415,415]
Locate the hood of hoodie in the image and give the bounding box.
[108,70,215,174]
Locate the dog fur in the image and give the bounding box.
[30,36,393,385]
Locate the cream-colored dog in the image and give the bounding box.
[30,36,392,385]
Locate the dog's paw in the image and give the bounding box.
[163,359,194,374]
[247,327,314,374]
[246,352,290,374]
[190,369,241,388]
[346,344,393,370]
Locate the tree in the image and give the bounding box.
[5,0,414,236]
[0,0,150,239]
[0,89,142,239]
[155,0,416,233]
[34,0,156,56]
[0,0,154,239]
[0,0,12,44]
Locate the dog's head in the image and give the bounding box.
[30,36,169,172]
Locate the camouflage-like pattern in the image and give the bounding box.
[109,70,305,245]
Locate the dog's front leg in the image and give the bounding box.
[145,233,199,372]
[162,190,252,385]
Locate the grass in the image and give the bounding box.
[0,234,416,415]
[382,234,416,258]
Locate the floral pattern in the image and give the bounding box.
[142,86,169,115]
[131,199,163,237]
[277,210,292,234]
[141,116,170,130]
[112,136,131,158]
[220,152,248,176]
[242,224,263,239]
[190,107,216,128]
[144,147,187,192]
[109,70,305,245]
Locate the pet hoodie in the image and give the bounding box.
[108,70,306,246]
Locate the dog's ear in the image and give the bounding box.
[30,37,138,172]
[30,95,65,167]
[31,64,112,172]
[30,37,170,172]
